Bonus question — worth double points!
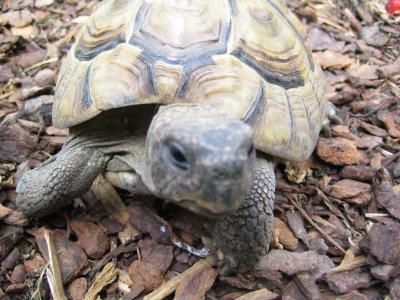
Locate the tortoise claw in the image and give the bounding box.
[326,102,343,125]
[322,102,343,137]
[201,236,239,276]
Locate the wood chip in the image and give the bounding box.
[71,219,109,259]
[84,262,118,300]
[143,260,214,300]
[317,138,363,166]
[236,288,279,300]
[313,50,355,69]
[272,217,299,250]
[325,269,373,294]
[0,203,12,220]
[174,259,217,300]
[92,174,130,224]
[29,228,87,283]
[257,250,334,279]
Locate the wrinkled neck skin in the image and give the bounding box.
[67,105,157,192]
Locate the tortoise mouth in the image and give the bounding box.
[177,199,235,219]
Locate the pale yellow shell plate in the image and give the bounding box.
[53,0,327,161]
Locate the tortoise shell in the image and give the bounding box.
[53,0,327,161]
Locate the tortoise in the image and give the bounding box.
[16,0,332,274]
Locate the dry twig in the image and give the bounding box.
[44,230,67,300]
[287,195,347,255]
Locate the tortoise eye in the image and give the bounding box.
[166,142,190,171]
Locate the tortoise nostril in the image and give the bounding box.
[168,142,190,171]
[247,144,255,156]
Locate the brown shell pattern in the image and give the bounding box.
[53,0,327,161]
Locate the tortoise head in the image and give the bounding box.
[146,104,255,217]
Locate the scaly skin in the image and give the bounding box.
[16,145,108,218]
[204,158,275,275]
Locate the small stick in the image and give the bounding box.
[44,230,67,300]
[287,196,346,255]
[365,213,390,218]
[0,92,13,101]
[90,243,137,276]
[143,260,210,300]
[25,58,58,72]
[31,261,49,299]
[92,174,130,223]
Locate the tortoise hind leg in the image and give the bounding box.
[16,144,109,218]
[203,158,275,275]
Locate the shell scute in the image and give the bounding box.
[182,54,261,119]
[253,65,326,160]
[53,51,99,128]
[129,0,230,64]
[74,0,141,61]
[89,43,157,111]
[229,0,312,90]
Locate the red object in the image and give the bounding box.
[386,0,400,16]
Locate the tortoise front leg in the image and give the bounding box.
[16,144,109,218]
[203,158,275,275]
